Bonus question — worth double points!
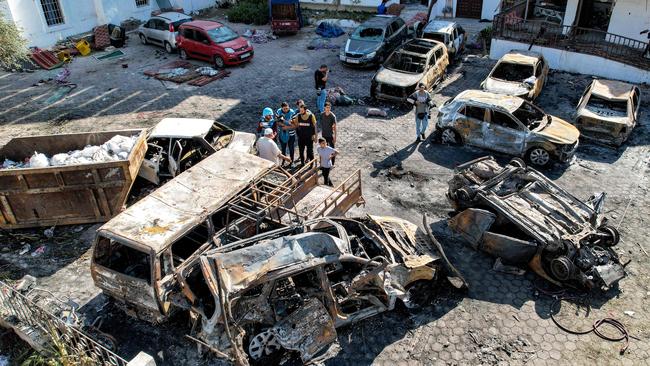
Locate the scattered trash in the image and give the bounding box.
[55,68,71,83]
[31,246,46,257]
[492,258,526,276]
[18,244,31,255]
[160,67,190,78]
[144,60,200,83]
[30,48,64,70]
[196,66,220,76]
[290,64,308,72]
[122,63,128,68]
[307,37,340,50]
[623,310,635,317]
[315,21,345,38]
[44,226,55,238]
[14,275,36,292]
[243,29,277,44]
[1,135,138,169]
[366,108,388,117]
[94,49,126,61]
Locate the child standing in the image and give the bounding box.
[317,138,338,186]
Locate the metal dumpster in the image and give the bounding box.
[0,129,147,229]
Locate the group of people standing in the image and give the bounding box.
[256,64,338,186]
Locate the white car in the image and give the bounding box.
[138,12,193,53]
[420,20,465,59]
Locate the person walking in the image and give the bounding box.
[320,101,337,165]
[407,82,433,142]
[314,64,329,113]
[317,137,338,186]
[292,104,317,165]
[257,128,291,165]
[276,102,296,167]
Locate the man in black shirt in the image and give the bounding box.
[292,104,317,165]
[314,64,329,113]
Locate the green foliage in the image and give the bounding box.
[0,7,30,69]
[227,0,269,25]
[478,26,493,41]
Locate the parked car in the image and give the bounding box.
[447,156,625,291]
[191,216,449,364]
[573,79,641,146]
[436,90,580,167]
[339,15,408,67]
[138,118,256,185]
[176,20,254,68]
[138,12,193,53]
[481,51,548,101]
[420,20,465,60]
[371,38,449,103]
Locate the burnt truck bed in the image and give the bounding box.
[0,129,147,229]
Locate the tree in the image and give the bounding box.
[0,4,29,69]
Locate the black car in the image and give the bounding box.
[339,15,408,67]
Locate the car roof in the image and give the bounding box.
[181,20,223,30]
[455,90,524,113]
[98,149,274,254]
[500,50,542,65]
[423,20,455,34]
[149,118,214,139]
[591,79,635,101]
[155,12,192,21]
[363,15,397,27]
[209,231,350,293]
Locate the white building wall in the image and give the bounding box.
[607,0,650,43]
[172,0,218,13]
[490,38,650,84]
[480,0,501,20]
[101,0,158,25]
[561,0,579,27]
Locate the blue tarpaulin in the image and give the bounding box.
[315,22,344,38]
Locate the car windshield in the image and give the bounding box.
[385,52,426,73]
[351,26,384,41]
[422,32,445,43]
[207,26,239,43]
[172,18,192,31]
[491,62,534,82]
[512,101,546,130]
[585,95,628,117]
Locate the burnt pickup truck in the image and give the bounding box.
[188,215,449,365]
[447,156,626,291]
[91,149,364,322]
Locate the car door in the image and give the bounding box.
[394,18,407,43]
[456,104,489,147]
[149,19,166,45]
[142,19,155,40]
[383,23,395,52]
[452,27,460,53]
[168,139,184,177]
[192,29,213,61]
[424,51,437,87]
[532,59,547,98]
[429,46,447,84]
[486,109,526,155]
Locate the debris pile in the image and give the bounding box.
[243,29,277,43]
[1,135,137,169]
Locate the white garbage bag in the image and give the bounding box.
[50,153,69,166]
[28,152,50,168]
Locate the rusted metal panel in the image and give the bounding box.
[0,129,147,229]
[481,231,537,265]
[447,208,496,249]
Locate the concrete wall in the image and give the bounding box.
[173,0,218,13]
[490,38,650,84]
[561,0,579,27]
[607,0,650,43]
[480,0,501,20]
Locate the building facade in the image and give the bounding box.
[2,0,216,48]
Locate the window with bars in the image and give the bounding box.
[40,0,65,26]
[135,0,149,7]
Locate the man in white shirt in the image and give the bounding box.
[257,128,291,165]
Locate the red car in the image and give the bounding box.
[176,20,254,68]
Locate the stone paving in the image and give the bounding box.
[0,12,649,366]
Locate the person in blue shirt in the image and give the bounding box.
[276,102,297,167]
[377,0,388,14]
[258,107,276,138]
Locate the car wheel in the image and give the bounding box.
[214,55,225,68]
[598,225,620,247]
[440,128,461,145]
[526,147,551,167]
[139,34,147,45]
[179,48,187,60]
[248,329,281,360]
[508,157,526,168]
[164,41,173,54]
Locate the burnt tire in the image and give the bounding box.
[508,157,526,168]
[402,280,436,310]
[526,147,551,167]
[440,128,461,145]
[599,225,620,247]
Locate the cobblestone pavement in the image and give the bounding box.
[0,14,649,366]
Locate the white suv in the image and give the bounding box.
[138,12,192,53]
[420,20,465,60]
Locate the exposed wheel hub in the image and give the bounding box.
[550,256,574,281]
[248,329,281,360]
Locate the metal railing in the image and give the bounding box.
[0,280,128,366]
[493,7,650,70]
[307,169,363,219]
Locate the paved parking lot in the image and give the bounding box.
[1,14,649,366]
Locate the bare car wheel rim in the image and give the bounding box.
[248,330,281,360]
[441,129,457,144]
[530,148,550,166]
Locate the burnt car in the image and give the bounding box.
[371,38,448,103]
[339,15,408,67]
[447,156,626,291]
[481,51,548,101]
[186,216,452,364]
[420,20,465,60]
[573,79,641,146]
[436,90,579,167]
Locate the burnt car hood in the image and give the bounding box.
[534,116,580,144]
[345,39,381,55]
[484,78,530,97]
[374,67,422,88]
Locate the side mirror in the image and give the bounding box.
[203,40,209,45]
